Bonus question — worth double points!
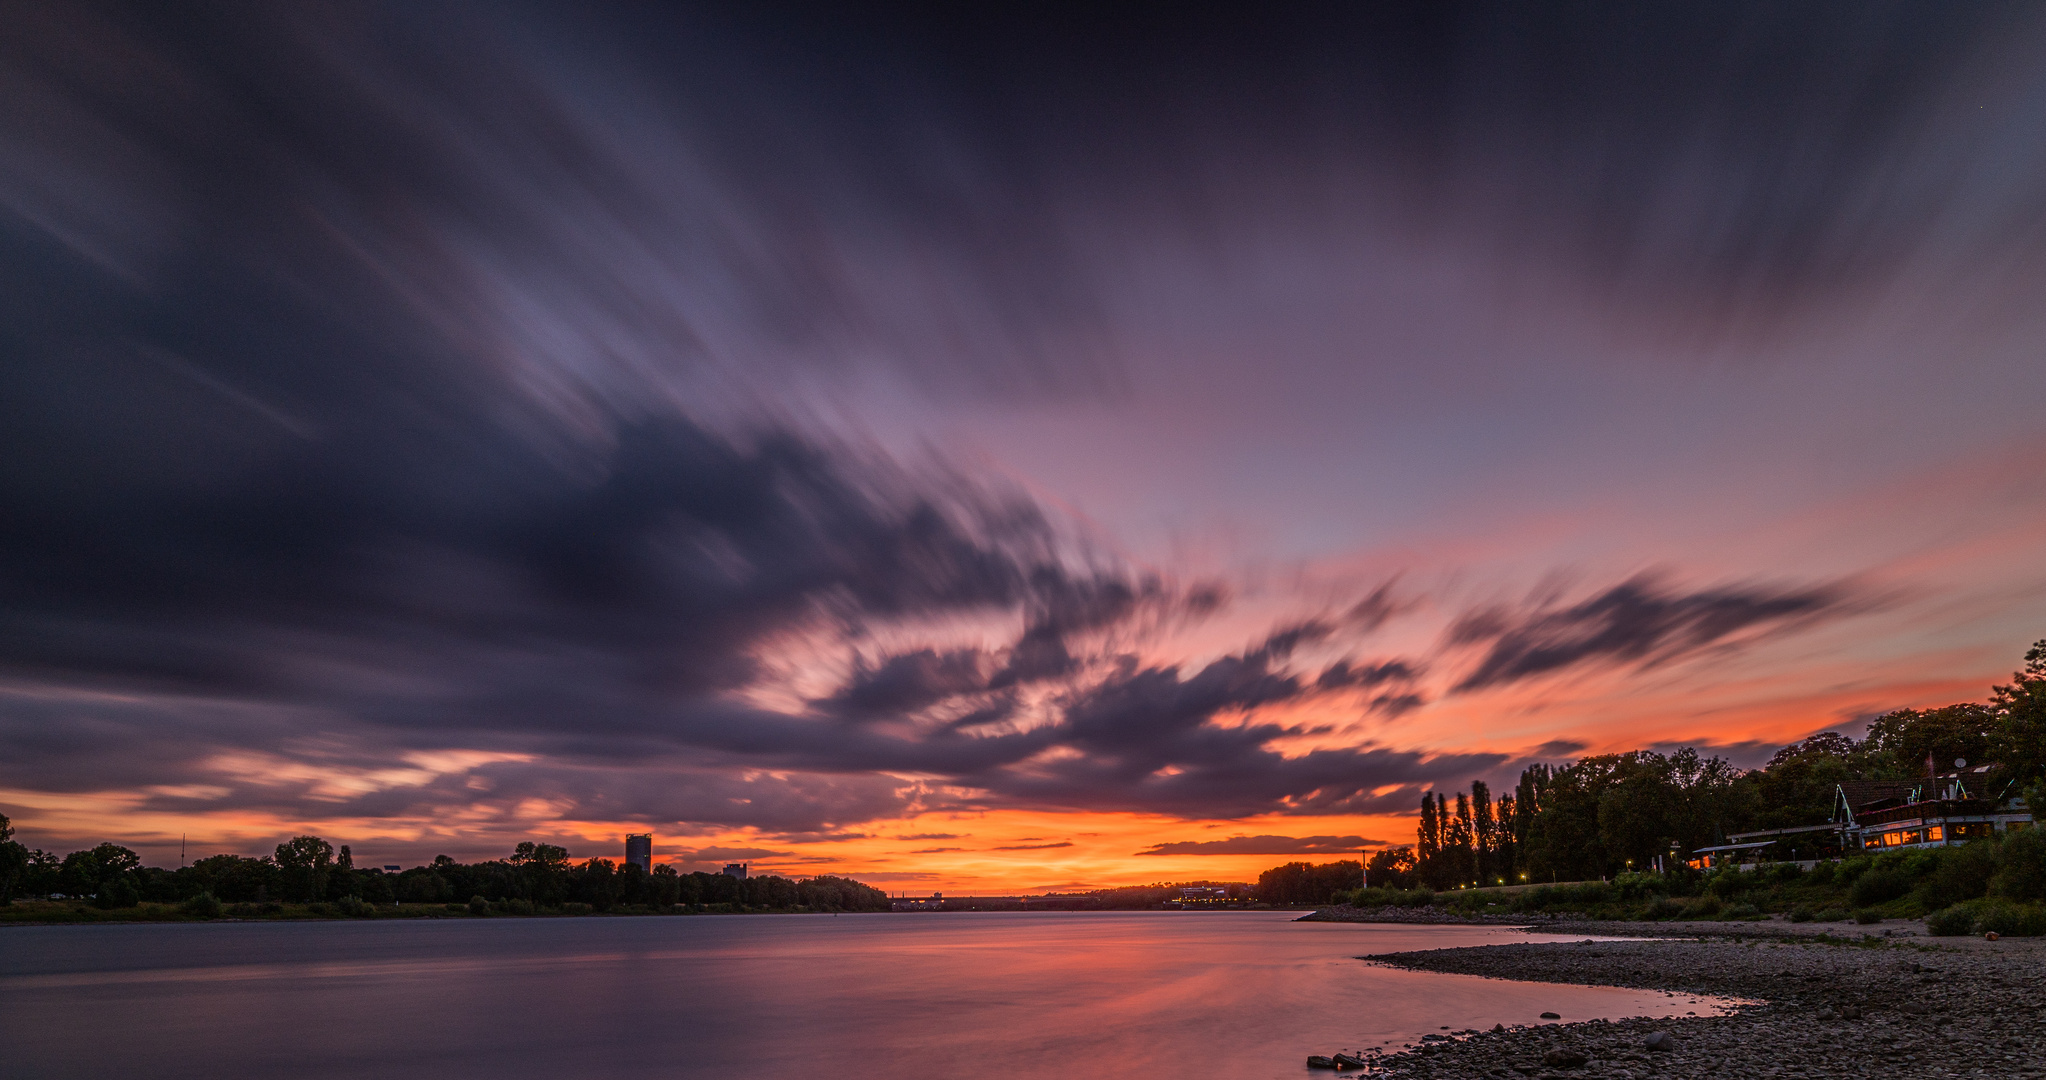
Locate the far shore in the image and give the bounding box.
[0,898,887,925]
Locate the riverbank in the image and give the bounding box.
[1301,903,1566,926]
[1347,928,2046,1078]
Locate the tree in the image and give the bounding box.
[0,814,27,904]
[1863,705,1996,779]
[1755,735,1857,829]
[1471,781,1499,884]
[510,841,571,905]
[274,835,334,902]
[1364,845,1417,889]
[1992,638,2046,787]
[1253,860,1361,904]
[1416,793,1440,868]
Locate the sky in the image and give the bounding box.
[4,2,2046,892]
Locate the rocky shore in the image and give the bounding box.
[1299,903,1566,926]
[1347,931,2045,1078]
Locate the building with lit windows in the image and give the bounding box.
[1691,763,2032,870]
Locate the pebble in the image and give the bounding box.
[1343,933,2046,1079]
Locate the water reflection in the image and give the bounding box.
[0,913,1732,1079]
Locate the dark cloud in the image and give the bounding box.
[1448,576,1853,691]
[1317,659,1424,691]
[1529,739,1591,758]
[819,649,994,721]
[895,833,963,841]
[993,842,1073,851]
[672,847,790,863]
[0,2,1949,846]
[1135,834,1387,856]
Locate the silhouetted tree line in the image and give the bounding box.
[0,827,888,914]
[1252,860,1361,904]
[1353,637,2046,889]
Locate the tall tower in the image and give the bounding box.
[625,833,652,872]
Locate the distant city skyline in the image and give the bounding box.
[3,3,2045,891]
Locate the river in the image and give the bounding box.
[0,911,1728,1078]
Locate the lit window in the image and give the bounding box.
[1925,826,1944,842]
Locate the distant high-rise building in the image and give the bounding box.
[721,862,748,880]
[625,833,652,872]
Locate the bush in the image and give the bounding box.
[1707,873,1749,899]
[1918,841,1997,909]
[1643,897,1685,920]
[467,895,488,915]
[1816,907,1850,922]
[178,892,223,919]
[559,902,593,916]
[1924,906,1977,936]
[1765,863,1805,884]
[1853,908,1882,924]
[1682,895,1722,918]
[1976,901,2046,937]
[1991,830,2046,902]
[1787,906,1815,923]
[445,902,467,913]
[94,878,140,909]
[1849,866,1912,908]
[334,895,369,917]
[1721,902,1761,919]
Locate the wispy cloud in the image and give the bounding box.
[1136,835,1386,856]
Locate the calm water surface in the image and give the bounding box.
[0,912,1729,1079]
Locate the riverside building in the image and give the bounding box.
[1690,762,2034,870]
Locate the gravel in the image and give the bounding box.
[1342,932,2046,1078]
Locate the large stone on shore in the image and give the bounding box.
[1542,1048,1589,1067]
[1644,1030,1676,1052]
[1540,1011,1562,1019]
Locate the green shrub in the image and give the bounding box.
[1849,866,1911,907]
[559,902,593,916]
[1924,906,1976,936]
[1853,908,1882,924]
[1721,902,1761,919]
[1816,907,1849,922]
[1787,906,1816,923]
[1707,873,1748,899]
[1976,901,2046,937]
[335,895,369,917]
[1642,897,1685,920]
[178,892,223,919]
[1991,830,2046,902]
[94,878,140,909]
[1805,862,1837,886]
[1683,895,1722,918]
[468,895,488,915]
[445,902,467,913]
[1918,841,1997,909]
